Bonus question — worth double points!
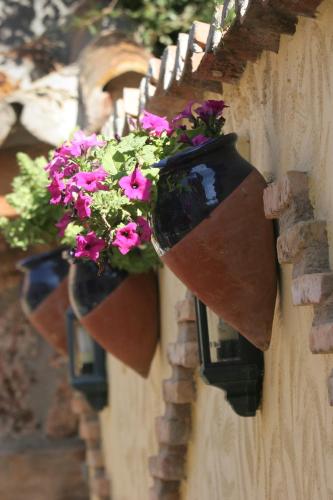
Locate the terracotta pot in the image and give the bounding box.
[17,248,69,354]
[152,133,277,351]
[68,260,159,377]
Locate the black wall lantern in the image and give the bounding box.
[66,307,108,411]
[195,298,264,417]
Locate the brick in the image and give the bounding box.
[263,171,310,219]
[71,392,94,416]
[167,342,199,368]
[91,473,110,498]
[177,322,198,342]
[291,273,333,305]
[155,415,190,445]
[172,365,194,380]
[163,379,195,404]
[149,478,180,500]
[79,416,100,442]
[277,220,327,264]
[149,447,186,481]
[310,323,333,353]
[175,297,196,323]
[87,448,104,468]
[164,403,191,420]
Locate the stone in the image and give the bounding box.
[149,447,186,481]
[155,415,190,446]
[167,341,199,368]
[163,379,195,404]
[149,478,180,500]
[291,273,333,306]
[277,220,327,264]
[310,323,333,353]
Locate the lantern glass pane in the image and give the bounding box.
[207,308,239,362]
[73,318,94,375]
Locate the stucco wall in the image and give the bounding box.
[100,1,333,498]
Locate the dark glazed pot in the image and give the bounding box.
[152,133,277,351]
[68,260,159,377]
[17,248,69,354]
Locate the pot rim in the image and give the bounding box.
[17,246,68,272]
[153,132,238,171]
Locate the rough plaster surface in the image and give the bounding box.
[100,2,333,499]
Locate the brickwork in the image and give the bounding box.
[263,171,333,403]
[71,392,111,500]
[148,293,199,499]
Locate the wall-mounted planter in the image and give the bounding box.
[152,134,277,351]
[68,260,159,377]
[17,248,69,354]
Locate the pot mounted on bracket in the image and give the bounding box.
[68,259,159,378]
[17,248,70,355]
[152,133,277,352]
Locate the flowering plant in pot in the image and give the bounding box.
[0,153,71,354]
[45,106,228,376]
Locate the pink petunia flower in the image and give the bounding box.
[194,100,227,122]
[119,167,152,201]
[57,142,82,158]
[48,174,65,205]
[192,135,210,146]
[71,131,106,153]
[72,167,108,192]
[75,192,92,219]
[139,111,173,137]
[75,231,106,261]
[112,222,140,255]
[63,182,79,204]
[136,216,152,243]
[55,212,71,237]
[45,155,66,176]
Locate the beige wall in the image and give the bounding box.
[100,2,333,498]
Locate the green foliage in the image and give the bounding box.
[0,153,63,250]
[73,0,219,56]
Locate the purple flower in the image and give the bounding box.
[136,216,152,243]
[48,174,65,205]
[139,111,172,137]
[178,133,192,145]
[119,167,152,201]
[55,212,71,237]
[75,231,106,261]
[75,192,92,219]
[72,167,108,192]
[172,100,197,124]
[194,100,227,122]
[192,135,210,146]
[71,131,106,153]
[112,223,140,255]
